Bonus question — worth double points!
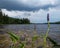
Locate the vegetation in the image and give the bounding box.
[45,22,60,24]
[0,9,30,24]
[47,37,60,48]
[51,22,60,24]
[7,32,42,48]
[43,13,50,48]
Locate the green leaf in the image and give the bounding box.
[47,37,57,46]
[10,36,17,43]
[8,32,19,40]
[32,35,38,41]
[7,32,19,43]
[19,43,24,48]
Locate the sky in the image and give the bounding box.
[0,0,60,23]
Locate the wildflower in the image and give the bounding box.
[47,13,49,21]
[43,13,50,48]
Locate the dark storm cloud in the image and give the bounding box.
[0,0,58,11]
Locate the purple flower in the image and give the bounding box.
[47,13,49,21]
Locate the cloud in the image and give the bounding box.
[2,8,60,23]
[0,0,60,11]
[18,0,58,7]
[1,0,60,23]
[48,8,60,22]
[1,9,33,18]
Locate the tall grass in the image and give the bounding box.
[43,21,50,48]
[43,13,50,48]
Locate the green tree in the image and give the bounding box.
[0,9,30,24]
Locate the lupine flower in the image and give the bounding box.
[43,13,50,48]
[47,13,49,21]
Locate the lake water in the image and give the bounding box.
[0,24,60,44]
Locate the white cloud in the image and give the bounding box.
[48,8,60,22]
[1,8,60,23]
[17,0,59,7]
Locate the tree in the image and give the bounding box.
[0,9,30,24]
[0,9,3,24]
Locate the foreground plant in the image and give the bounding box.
[32,35,39,48]
[47,37,60,48]
[43,13,50,48]
[7,32,25,48]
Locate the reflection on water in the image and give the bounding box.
[0,24,60,44]
[0,25,4,28]
[0,25,5,34]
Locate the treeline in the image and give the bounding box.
[50,22,60,24]
[0,10,30,24]
[45,22,60,24]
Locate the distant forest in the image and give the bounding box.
[0,9,30,24]
[50,22,60,24]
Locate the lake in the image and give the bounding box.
[0,24,60,44]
